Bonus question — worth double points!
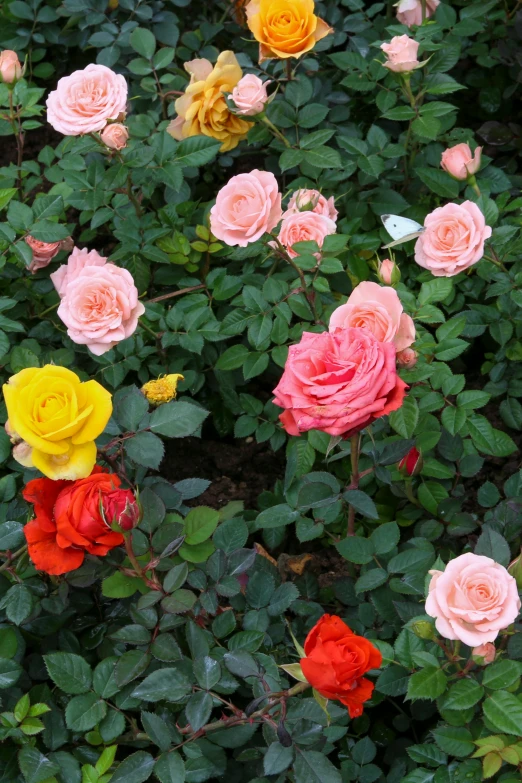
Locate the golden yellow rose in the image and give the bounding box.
[167,51,253,152]
[3,365,112,480]
[246,0,333,61]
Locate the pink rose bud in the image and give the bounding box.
[0,50,23,84]
[398,446,422,476]
[441,143,482,181]
[396,347,418,369]
[380,35,420,73]
[100,123,129,150]
[378,258,400,286]
[396,0,439,27]
[4,420,21,444]
[277,212,336,259]
[472,643,496,665]
[25,236,62,273]
[284,189,338,222]
[231,74,270,116]
[12,441,33,468]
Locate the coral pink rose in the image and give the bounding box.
[397,347,418,369]
[426,552,521,647]
[472,643,496,665]
[381,35,420,72]
[441,143,482,180]
[25,236,61,273]
[231,74,270,115]
[329,281,415,353]
[283,189,338,222]
[210,170,282,247]
[415,201,491,277]
[51,246,107,297]
[0,50,22,84]
[396,0,439,26]
[277,212,336,259]
[46,64,127,136]
[57,264,145,356]
[273,327,407,437]
[100,123,129,150]
[378,258,399,286]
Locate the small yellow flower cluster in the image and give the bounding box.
[141,374,184,406]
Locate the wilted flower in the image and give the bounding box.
[141,374,184,406]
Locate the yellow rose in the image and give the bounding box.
[3,365,112,480]
[167,51,253,152]
[141,373,184,406]
[246,0,333,61]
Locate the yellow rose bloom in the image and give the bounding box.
[141,374,184,406]
[246,0,333,62]
[3,365,112,480]
[167,51,253,152]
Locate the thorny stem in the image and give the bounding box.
[347,433,360,537]
[124,533,144,577]
[0,545,28,573]
[147,284,206,304]
[285,60,293,81]
[8,90,24,191]
[483,253,509,274]
[36,302,59,318]
[261,115,291,147]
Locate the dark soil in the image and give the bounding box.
[0,125,62,169]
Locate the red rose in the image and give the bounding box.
[22,467,130,575]
[300,614,382,718]
[398,446,422,476]
[104,487,140,531]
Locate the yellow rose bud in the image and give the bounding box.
[141,374,184,406]
[245,0,333,62]
[2,365,112,480]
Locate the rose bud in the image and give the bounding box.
[25,236,62,273]
[411,620,435,640]
[378,258,400,286]
[441,143,482,181]
[231,74,271,116]
[472,642,496,665]
[397,348,418,369]
[399,446,422,476]
[380,35,421,73]
[508,554,522,589]
[100,123,129,150]
[0,50,23,85]
[12,440,34,468]
[103,488,140,531]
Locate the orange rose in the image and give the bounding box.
[300,615,382,718]
[245,0,332,62]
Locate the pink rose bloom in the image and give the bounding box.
[0,50,22,84]
[210,170,282,247]
[283,189,338,222]
[378,258,399,286]
[51,246,107,297]
[277,212,336,259]
[415,201,492,277]
[396,0,439,27]
[57,263,145,356]
[231,74,270,116]
[100,123,129,150]
[441,143,482,180]
[381,35,420,72]
[329,281,415,353]
[472,643,496,665]
[426,552,521,647]
[46,64,127,136]
[397,347,418,369]
[25,236,61,273]
[273,327,407,437]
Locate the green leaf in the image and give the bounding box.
[279,149,304,173]
[102,572,146,599]
[416,168,459,198]
[65,693,107,731]
[264,742,294,775]
[0,520,24,550]
[406,667,447,701]
[141,711,172,751]
[407,744,447,768]
[293,750,342,783]
[131,667,191,702]
[389,396,419,438]
[0,657,22,688]
[418,278,453,306]
[176,136,221,168]
[418,482,449,515]
[185,691,213,732]
[154,753,186,783]
[215,344,249,371]
[150,401,209,438]
[125,431,164,469]
[355,568,388,593]
[482,660,522,690]
[483,690,522,734]
[113,386,149,431]
[475,527,510,567]
[29,220,70,243]
[160,589,197,614]
[18,747,59,783]
[44,652,92,695]
[256,504,299,529]
[370,521,400,555]
[412,115,441,141]
[129,28,156,59]
[0,189,17,210]
[183,506,220,545]
[302,146,342,169]
[110,751,156,783]
[343,489,379,520]
[442,679,484,710]
[336,536,374,564]
[432,726,474,757]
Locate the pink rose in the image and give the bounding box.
[329,281,415,353]
[231,74,270,116]
[277,212,336,259]
[51,246,107,297]
[381,35,420,72]
[441,143,482,180]
[472,643,496,665]
[100,123,129,150]
[57,264,145,356]
[396,0,439,27]
[25,236,61,273]
[378,258,400,286]
[46,64,127,136]
[273,327,407,437]
[415,201,492,277]
[283,189,338,222]
[210,170,282,247]
[397,347,418,369]
[426,552,521,647]
[0,50,22,84]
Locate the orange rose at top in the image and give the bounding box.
[3,365,112,481]
[167,52,254,152]
[300,615,382,718]
[245,0,333,62]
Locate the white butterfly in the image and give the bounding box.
[381,214,424,249]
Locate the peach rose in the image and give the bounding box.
[0,50,22,84]
[51,246,107,297]
[426,552,521,647]
[25,236,61,273]
[283,189,338,222]
[101,123,129,150]
[472,643,496,665]
[57,264,145,356]
[273,327,407,437]
[231,74,270,115]
[329,281,415,353]
[381,35,420,72]
[397,347,418,368]
[415,201,492,277]
[277,212,336,258]
[210,170,282,247]
[441,143,482,180]
[396,0,439,27]
[46,64,127,136]
[246,0,333,62]
[378,258,399,286]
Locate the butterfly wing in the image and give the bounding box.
[381,214,424,244]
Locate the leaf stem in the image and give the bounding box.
[347,433,360,537]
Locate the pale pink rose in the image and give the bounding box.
[210,170,282,247]
[397,347,418,369]
[25,236,61,273]
[396,0,439,27]
[415,201,492,277]
[0,50,22,84]
[277,212,336,259]
[283,189,338,222]
[472,643,496,665]
[231,74,270,116]
[426,552,521,647]
[46,64,127,136]
[329,281,415,353]
[273,327,407,438]
[441,143,482,180]
[381,35,420,72]
[100,123,129,150]
[51,246,107,297]
[57,263,145,356]
[378,258,399,286]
